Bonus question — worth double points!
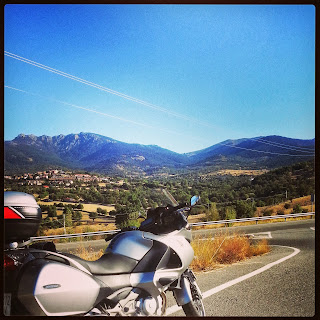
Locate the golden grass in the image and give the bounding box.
[38,201,115,213]
[42,223,117,242]
[191,214,313,231]
[75,245,104,261]
[190,232,270,272]
[71,231,269,271]
[256,195,315,217]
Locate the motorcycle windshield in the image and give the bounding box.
[149,189,179,207]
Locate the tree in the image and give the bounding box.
[235,201,256,218]
[72,210,82,222]
[115,212,140,229]
[225,206,236,220]
[77,203,84,210]
[63,206,73,227]
[89,211,98,222]
[292,204,302,214]
[47,205,57,217]
[206,203,220,222]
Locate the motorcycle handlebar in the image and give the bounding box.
[105,201,193,239]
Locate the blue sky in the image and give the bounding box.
[4,4,315,153]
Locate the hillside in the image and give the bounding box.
[4,133,315,175]
[4,132,188,175]
[186,136,315,170]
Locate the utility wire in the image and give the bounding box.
[220,142,314,157]
[5,85,314,158]
[5,51,315,158]
[248,137,315,153]
[254,137,315,151]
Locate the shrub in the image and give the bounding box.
[262,209,274,216]
[284,203,291,209]
[225,206,236,221]
[236,201,256,218]
[190,233,270,272]
[292,204,302,214]
[206,203,220,221]
[277,209,285,215]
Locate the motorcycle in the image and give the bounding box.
[4,191,205,316]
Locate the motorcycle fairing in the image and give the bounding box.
[17,259,103,316]
[62,252,138,275]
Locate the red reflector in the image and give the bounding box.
[4,207,22,219]
[4,255,16,271]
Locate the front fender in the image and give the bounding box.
[172,276,192,306]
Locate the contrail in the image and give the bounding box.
[4,85,205,143]
[5,51,217,129]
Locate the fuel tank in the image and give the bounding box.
[17,259,101,316]
[106,230,153,260]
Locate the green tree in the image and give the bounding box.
[115,212,140,229]
[47,205,57,217]
[63,206,73,227]
[72,210,82,222]
[225,206,236,220]
[89,211,98,222]
[206,203,220,222]
[77,203,84,210]
[292,204,302,214]
[235,201,256,218]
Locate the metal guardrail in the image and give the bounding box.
[31,229,120,242]
[189,212,315,227]
[30,212,315,242]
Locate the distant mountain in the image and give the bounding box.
[186,135,315,170]
[4,133,315,175]
[4,132,188,175]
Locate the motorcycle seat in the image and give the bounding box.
[62,252,138,275]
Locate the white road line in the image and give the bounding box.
[247,231,272,239]
[166,245,300,316]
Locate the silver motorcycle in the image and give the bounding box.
[4,191,205,316]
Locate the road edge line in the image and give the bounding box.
[166,245,300,316]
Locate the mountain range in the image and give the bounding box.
[4,133,315,175]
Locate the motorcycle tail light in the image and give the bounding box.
[4,255,16,271]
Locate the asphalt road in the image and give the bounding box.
[166,219,315,316]
[56,219,315,317]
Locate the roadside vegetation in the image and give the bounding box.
[4,160,314,235]
[75,231,270,274]
[190,232,270,272]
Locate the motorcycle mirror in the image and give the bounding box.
[190,195,200,207]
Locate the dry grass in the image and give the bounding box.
[38,201,115,214]
[42,223,117,242]
[190,232,270,272]
[200,169,268,178]
[75,245,104,261]
[71,231,270,271]
[256,195,315,217]
[191,214,313,231]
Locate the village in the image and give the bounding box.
[4,169,111,187]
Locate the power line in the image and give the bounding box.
[220,142,314,157]
[4,52,315,158]
[255,137,315,151]
[248,137,315,153]
[5,85,315,158]
[5,51,216,129]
